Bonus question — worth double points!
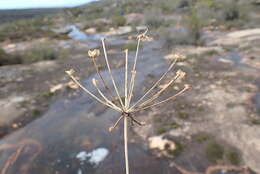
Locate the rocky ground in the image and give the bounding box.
[133,28,260,173]
[0,3,260,173]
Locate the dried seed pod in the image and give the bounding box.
[88,49,100,58]
[65,69,75,76]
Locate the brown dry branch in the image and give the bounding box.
[172,162,254,174]
[66,29,190,174]
[0,139,42,174]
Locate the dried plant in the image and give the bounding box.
[66,29,190,174]
[172,162,251,174]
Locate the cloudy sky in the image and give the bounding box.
[0,0,95,9]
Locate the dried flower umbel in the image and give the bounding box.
[66,30,190,174]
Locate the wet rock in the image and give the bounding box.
[197,87,260,173]
[218,58,234,64]
[0,95,28,124]
[32,60,58,71]
[50,84,63,93]
[95,18,112,25]
[169,46,224,59]
[75,136,93,148]
[103,26,133,36]
[67,81,79,89]
[76,148,109,166]
[148,135,176,157]
[210,28,260,47]
[252,0,260,5]
[136,26,147,32]
[124,13,143,25]
[51,27,72,35]
[85,27,97,34]
[189,46,224,56]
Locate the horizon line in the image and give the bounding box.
[0,0,98,10]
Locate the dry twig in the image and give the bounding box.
[0,139,42,174]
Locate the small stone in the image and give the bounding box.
[12,123,18,129]
[50,84,63,93]
[148,136,176,151]
[85,28,96,34]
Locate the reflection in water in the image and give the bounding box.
[67,25,102,41]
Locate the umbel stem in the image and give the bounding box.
[66,29,190,174]
[124,115,130,174]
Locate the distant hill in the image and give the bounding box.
[0,8,63,24]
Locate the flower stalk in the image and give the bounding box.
[66,29,190,174]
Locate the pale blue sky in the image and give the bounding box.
[0,0,96,9]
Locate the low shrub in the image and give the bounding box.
[185,9,203,45]
[144,8,164,29]
[162,28,191,48]
[0,17,54,42]
[195,135,210,143]
[225,151,241,165]
[112,15,126,27]
[0,48,22,66]
[218,1,240,21]
[123,42,143,51]
[23,45,58,63]
[206,142,224,163]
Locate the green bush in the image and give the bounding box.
[158,3,171,12]
[166,141,184,157]
[0,17,54,42]
[177,111,189,120]
[166,121,181,129]
[0,48,22,66]
[185,9,203,45]
[112,15,126,27]
[251,119,260,125]
[220,2,240,21]
[196,0,216,8]
[144,8,164,29]
[157,127,167,134]
[162,29,190,48]
[225,151,241,165]
[195,135,210,143]
[123,42,143,51]
[23,46,57,63]
[206,142,224,162]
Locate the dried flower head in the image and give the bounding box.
[67,80,79,89]
[137,28,153,41]
[88,49,100,58]
[66,29,190,174]
[173,53,186,60]
[65,69,75,76]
